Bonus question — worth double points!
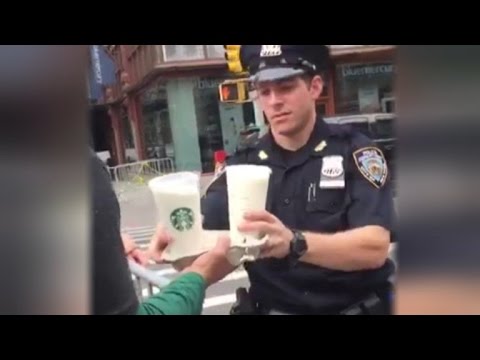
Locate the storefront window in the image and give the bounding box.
[141,82,174,161]
[242,103,256,127]
[193,77,225,173]
[120,107,137,162]
[371,116,395,139]
[335,62,395,115]
[163,45,205,62]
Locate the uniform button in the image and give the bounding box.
[283,198,291,206]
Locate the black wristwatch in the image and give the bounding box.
[289,230,308,262]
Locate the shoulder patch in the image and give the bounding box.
[353,147,388,189]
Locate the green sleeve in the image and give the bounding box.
[136,272,207,315]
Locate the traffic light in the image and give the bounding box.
[223,45,244,74]
[218,79,250,103]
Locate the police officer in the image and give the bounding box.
[237,123,261,152]
[202,45,396,315]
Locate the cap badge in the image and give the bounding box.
[260,45,282,58]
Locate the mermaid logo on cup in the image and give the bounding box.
[170,207,195,232]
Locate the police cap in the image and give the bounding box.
[240,45,330,83]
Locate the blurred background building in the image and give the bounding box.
[89,45,396,173]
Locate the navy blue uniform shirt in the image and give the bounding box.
[202,118,395,314]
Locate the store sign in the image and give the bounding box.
[342,64,396,78]
[196,78,224,90]
[91,45,103,84]
[88,45,116,102]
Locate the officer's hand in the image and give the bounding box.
[183,236,236,287]
[238,210,294,259]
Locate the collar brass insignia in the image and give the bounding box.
[315,141,327,153]
[258,150,269,160]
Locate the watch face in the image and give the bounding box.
[291,232,307,257]
[296,239,307,254]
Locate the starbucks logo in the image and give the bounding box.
[170,208,195,232]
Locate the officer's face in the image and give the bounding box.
[256,75,323,136]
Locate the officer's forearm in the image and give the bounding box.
[301,226,390,271]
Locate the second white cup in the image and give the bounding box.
[226,164,272,251]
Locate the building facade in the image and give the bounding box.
[329,45,396,115]
[88,45,120,164]
[100,45,396,173]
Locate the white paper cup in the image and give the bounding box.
[148,172,204,262]
[226,164,272,255]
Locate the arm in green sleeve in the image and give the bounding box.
[136,272,207,315]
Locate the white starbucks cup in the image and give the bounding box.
[225,164,272,264]
[148,172,205,262]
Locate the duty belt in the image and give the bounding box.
[231,287,391,315]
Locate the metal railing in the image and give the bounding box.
[128,259,172,301]
[110,158,175,184]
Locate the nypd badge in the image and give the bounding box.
[353,147,388,189]
[320,156,345,189]
[321,156,344,178]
